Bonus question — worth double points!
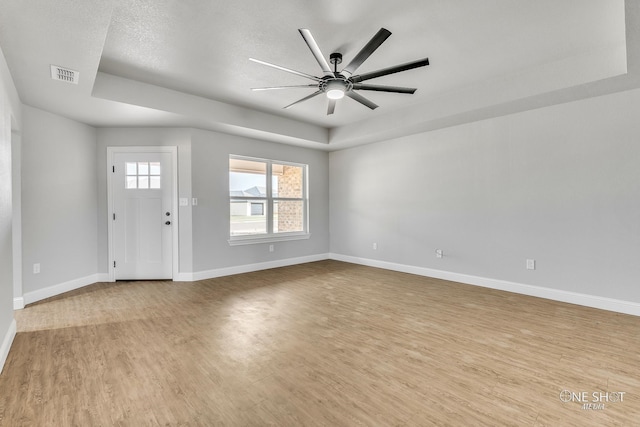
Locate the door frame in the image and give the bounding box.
[106,146,179,282]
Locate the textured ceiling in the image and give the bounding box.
[98,0,625,127]
[0,0,636,149]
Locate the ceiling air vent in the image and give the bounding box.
[50,65,79,84]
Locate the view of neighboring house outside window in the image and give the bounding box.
[229,155,309,244]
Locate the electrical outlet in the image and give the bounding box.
[33,263,40,274]
[269,244,274,253]
[435,249,443,258]
[526,259,536,270]
[372,242,378,250]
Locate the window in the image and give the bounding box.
[229,155,309,244]
[126,162,161,189]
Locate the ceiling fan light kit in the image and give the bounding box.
[324,79,349,100]
[250,28,429,115]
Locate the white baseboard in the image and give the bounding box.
[329,253,640,317]
[96,273,111,283]
[187,253,331,282]
[174,272,193,281]
[23,274,102,306]
[16,255,639,317]
[0,318,16,374]
[17,255,331,305]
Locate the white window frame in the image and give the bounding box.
[228,155,310,246]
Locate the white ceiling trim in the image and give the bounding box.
[92,72,329,149]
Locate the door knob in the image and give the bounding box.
[165,221,171,225]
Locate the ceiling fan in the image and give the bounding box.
[250,28,429,115]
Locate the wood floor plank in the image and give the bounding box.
[1,260,639,426]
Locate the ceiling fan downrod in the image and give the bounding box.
[330,52,342,74]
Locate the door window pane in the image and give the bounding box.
[126,162,137,175]
[150,176,161,189]
[149,162,161,175]
[125,161,161,190]
[126,176,137,189]
[138,175,149,189]
[138,162,149,175]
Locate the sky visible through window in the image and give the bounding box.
[230,172,277,193]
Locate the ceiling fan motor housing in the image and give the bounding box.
[321,77,352,99]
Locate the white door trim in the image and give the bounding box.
[106,146,179,282]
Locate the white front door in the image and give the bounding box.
[111,151,174,280]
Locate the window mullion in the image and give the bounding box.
[303,165,308,233]
[266,161,273,235]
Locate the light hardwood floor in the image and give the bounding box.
[1,260,639,426]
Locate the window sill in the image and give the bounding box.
[228,233,311,246]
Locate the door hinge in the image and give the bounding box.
[113,213,116,220]
[112,165,115,173]
[113,261,116,268]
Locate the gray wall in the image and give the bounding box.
[0,90,13,345]
[1,43,20,369]
[11,129,21,303]
[21,105,98,294]
[190,128,329,272]
[330,87,640,303]
[12,74,640,309]
[96,127,330,276]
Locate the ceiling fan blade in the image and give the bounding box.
[350,58,429,83]
[249,58,321,82]
[352,84,416,94]
[327,99,336,115]
[299,29,334,77]
[346,91,379,110]
[283,90,323,109]
[252,85,318,91]
[341,28,392,77]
